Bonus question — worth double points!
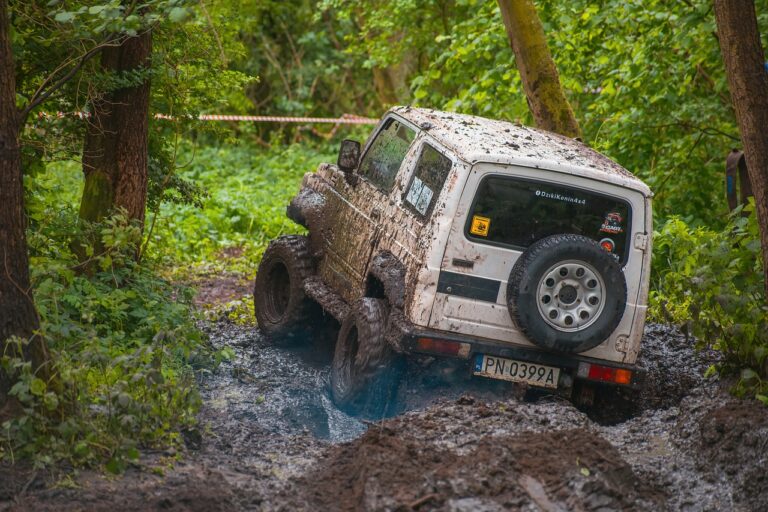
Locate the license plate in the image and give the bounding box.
[474,354,560,389]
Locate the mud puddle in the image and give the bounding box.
[198,321,522,444]
[200,322,365,443]
[5,321,768,511]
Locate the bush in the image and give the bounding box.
[1,163,218,470]
[650,203,768,402]
[2,141,329,469]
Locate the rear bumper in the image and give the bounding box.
[402,329,644,389]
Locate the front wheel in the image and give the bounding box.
[330,298,402,418]
[253,235,315,344]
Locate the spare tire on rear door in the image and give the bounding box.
[507,234,627,353]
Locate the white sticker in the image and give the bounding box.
[406,176,433,216]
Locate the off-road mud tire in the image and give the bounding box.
[331,298,403,418]
[254,235,316,344]
[507,234,627,353]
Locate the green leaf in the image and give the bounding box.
[741,368,758,382]
[126,447,140,461]
[168,7,188,23]
[43,392,60,411]
[30,378,47,396]
[105,457,124,474]
[54,11,75,23]
[74,441,90,458]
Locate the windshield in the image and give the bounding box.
[465,175,632,263]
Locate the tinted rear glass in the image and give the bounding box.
[466,176,631,263]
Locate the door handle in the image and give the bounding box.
[452,258,474,269]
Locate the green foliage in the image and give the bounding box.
[650,204,768,399]
[147,142,334,275]
[1,164,218,469]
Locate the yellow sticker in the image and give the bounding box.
[470,215,491,237]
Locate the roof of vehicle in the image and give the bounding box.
[390,107,651,196]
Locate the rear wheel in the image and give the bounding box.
[254,235,315,344]
[331,298,402,418]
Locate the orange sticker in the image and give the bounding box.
[470,215,491,237]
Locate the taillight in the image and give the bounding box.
[416,337,471,358]
[577,362,633,385]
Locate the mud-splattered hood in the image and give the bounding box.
[391,107,651,196]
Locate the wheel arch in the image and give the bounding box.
[367,251,406,310]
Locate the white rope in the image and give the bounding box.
[37,111,378,124]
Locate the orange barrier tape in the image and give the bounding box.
[37,111,378,125]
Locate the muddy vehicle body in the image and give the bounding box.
[254,107,652,415]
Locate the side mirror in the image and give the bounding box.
[337,139,361,172]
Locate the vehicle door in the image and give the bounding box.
[373,138,458,300]
[318,116,418,302]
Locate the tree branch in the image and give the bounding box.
[19,38,123,124]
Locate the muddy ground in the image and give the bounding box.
[2,312,767,511]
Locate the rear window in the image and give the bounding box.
[465,176,631,263]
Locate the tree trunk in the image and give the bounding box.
[714,0,768,299]
[497,0,581,139]
[80,31,152,230]
[373,51,417,106]
[0,0,52,411]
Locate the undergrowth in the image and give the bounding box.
[650,202,768,403]
[0,142,331,470]
[148,142,334,278]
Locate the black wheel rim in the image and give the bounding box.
[264,261,291,321]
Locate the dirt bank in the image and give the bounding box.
[2,321,766,511]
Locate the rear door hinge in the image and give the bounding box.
[633,233,649,251]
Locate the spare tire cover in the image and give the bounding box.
[507,234,627,353]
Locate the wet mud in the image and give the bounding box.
[3,321,767,511]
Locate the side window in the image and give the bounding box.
[403,144,452,217]
[359,118,415,191]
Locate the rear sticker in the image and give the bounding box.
[600,212,624,234]
[470,215,491,237]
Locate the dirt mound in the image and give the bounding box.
[696,401,768,511]
[301,424,663,511]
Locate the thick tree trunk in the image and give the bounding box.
[497,0,581,139]
[714,0,768,299]
[0,0,52,410]
[80,31,152,229]
[373,52,417,106]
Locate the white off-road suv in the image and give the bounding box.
[254,107,652,416]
